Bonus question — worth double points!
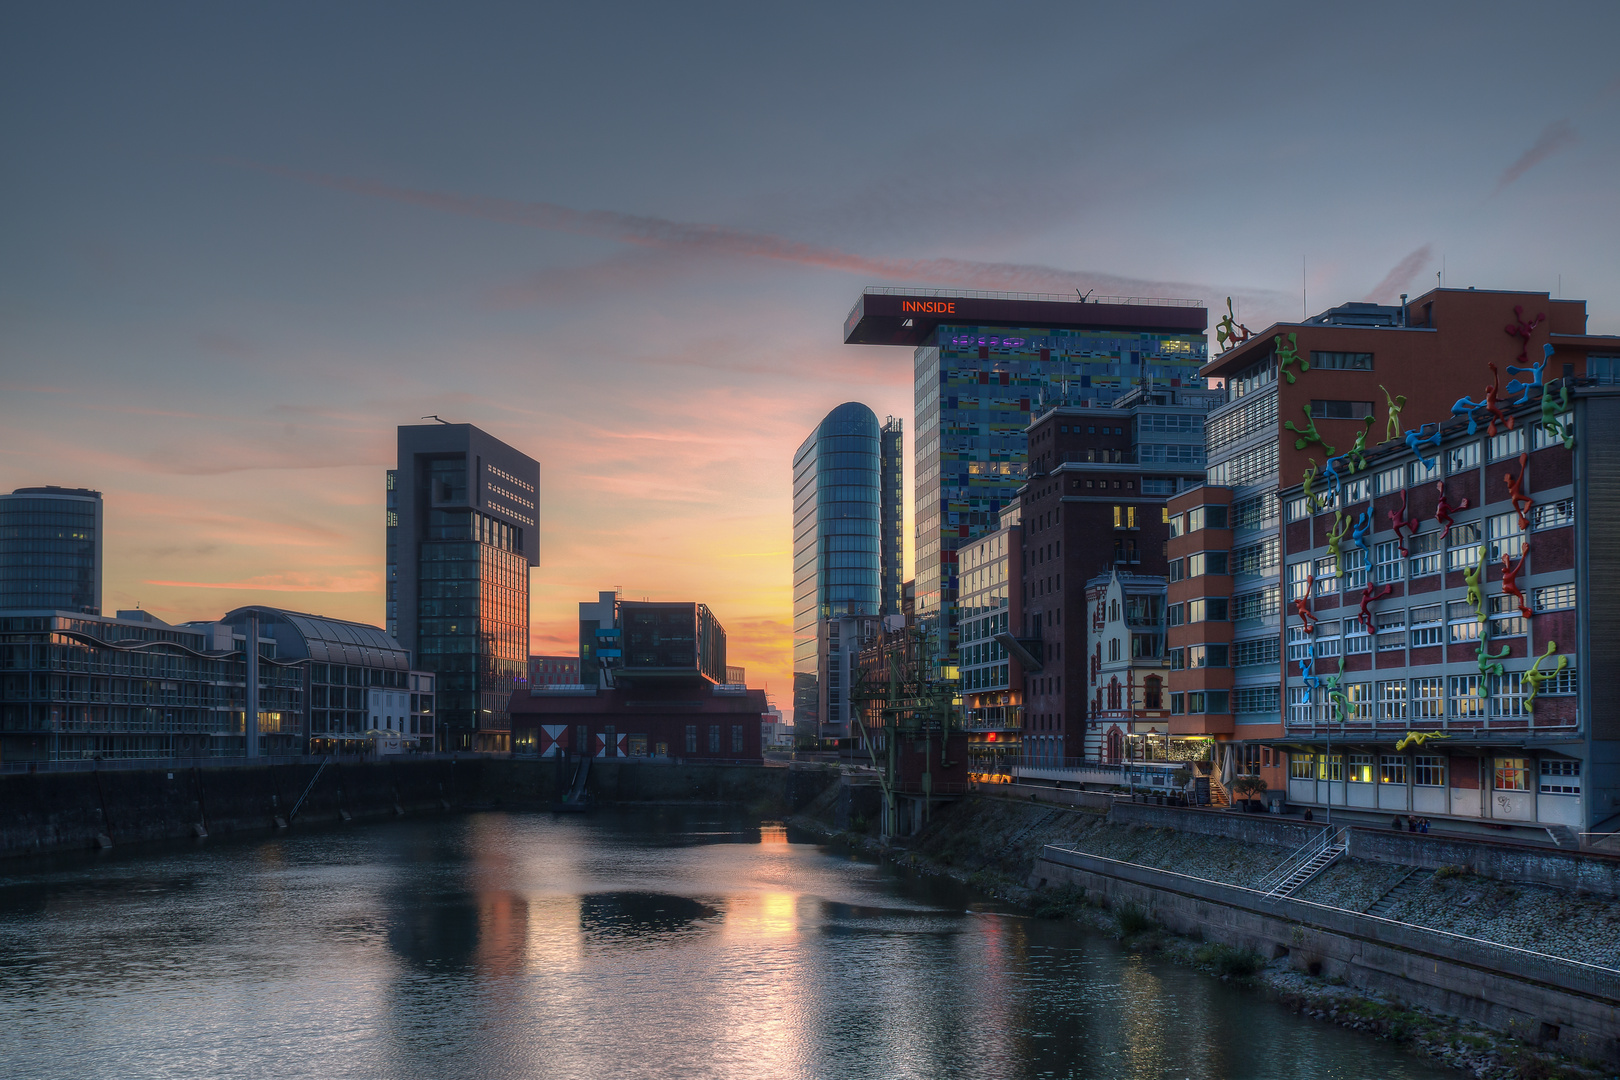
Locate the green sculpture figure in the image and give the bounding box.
[1275,332,1308,383]
[1344,416,1375,473]
[1541,382,1575,449]
[1284,404,1335,455]
[1475,621,1510,700]
[1522,641,1569,707]
[1302,458,1321,514]
[1463,551,1487,622]
[1380,385,1407,444]
[1323,656,1350,723]
[1326,510,1351,577]
[1216,297,1252,352]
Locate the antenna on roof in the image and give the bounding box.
[421,415,451,424]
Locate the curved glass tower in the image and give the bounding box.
[792,403,900,746]
[0,487,102,614]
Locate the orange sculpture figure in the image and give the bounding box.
[1505,451,1533,529]
[1293,575,1319,633]
[1216,297,1253,352]
[1482,363,1512,438]
[1501,543,1532,620]
[1435,481,1470,540]
[1357,582,1394,636]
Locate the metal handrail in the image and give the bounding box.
[860,285,1203,308]
[1257,827,1346,897]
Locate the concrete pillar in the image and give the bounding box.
[244,612,259,758]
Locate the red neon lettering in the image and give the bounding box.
[900,301,956,314]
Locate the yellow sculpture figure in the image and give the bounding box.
[1522,642,1569,707]
[1380,384,1407,444]
[1395,731,1453,752]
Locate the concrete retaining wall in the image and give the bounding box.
[1033,846,1620,1065]
[1107,799,1327,849]
[1346,827,1620,900]
[1002,783,1115,812]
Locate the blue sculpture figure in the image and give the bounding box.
[1404,423,1443,471]
[1351,506,1374,554]
[1321,454,1345,506]
[1451,393,1489,436]
[1299,639,1322,692]
[1505,344,1551,405]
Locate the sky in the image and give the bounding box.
[2,1,1618,701]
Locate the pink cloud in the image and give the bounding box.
[1494,120,1578,192]
[1363,244,1433,303]
[143,570,381,593]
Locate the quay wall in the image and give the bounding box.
[1033,846,1620,1066]
[0,758,836,860]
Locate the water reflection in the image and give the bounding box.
[0,807,1456,1080]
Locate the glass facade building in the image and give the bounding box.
[0,487,102,614]
[389,425,539,753]
[792,403,902,744]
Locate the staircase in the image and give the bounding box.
[1208,773,1231,808]
[1258,828,1347,901]
[1544,824,1580,849]
[1006,808,1063,849]
[1365,868,1429,918]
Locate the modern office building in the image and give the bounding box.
[0,605,433,761]
[0,487,102,614]
[792,402,903,747]
[529,655,581,688]
[1168,287,1615,805]
[843,288,1209,669]
[388,423,539,752]
[578,590,621,688]
[958,499,1024,774]
[1012,389,1217,763]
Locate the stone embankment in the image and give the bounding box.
[791,783,1620,1079]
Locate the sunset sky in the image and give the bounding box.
[3,2,1618,701]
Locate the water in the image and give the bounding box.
[0,809,1453,1080]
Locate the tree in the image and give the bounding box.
[1230,773,1268,810]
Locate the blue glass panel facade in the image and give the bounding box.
[0,490,101,614]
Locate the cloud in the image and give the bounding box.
[241,161,1264,304]
[143,570,380,593]
[1494,119,1578,192]
[1363,245,1433,303]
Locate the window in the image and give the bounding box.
[1494,757,1529,791]
[1413,756,1445,787]
[1408,531,1441,578]
[1317,754,1344,782]
[1411,677,1444,718]
[1232,536,1279,576]
[1488,426,1526,461]
[1167,513,1183,539]
[1539,759,1580,795]
[1127,505,1138,528]
[1186,504,1228,531]
[1486,511,1523,561]
[1491,670,1527,717]
[1232,636,1281,666]
[1447,442,1480,473]
[1311,351,1374,371]
[1445,521,1482,573]
[1377,680,1407,720]
[1231,491,1278,532]
[1409,457,1440,485]
[1285,623,1314,662]
[1287,686,1322,725]
[1343,682,1373,721]
[1187,598,1229,622]
[1284,495,1310,523]
[1532,498,1574,531]
[1185,643,1229,668]
[1233,686,1280,714]
[709,725,721,752]
[1186,690,1230,713]
[686,725,697,753]
[1113,505,1122,527]
[1231,587,1280,624]
[1533,582,1575,611]
[1286,559,1312,601]
[1380,756,1408,785]
[1376,609,1406,652]
[1310,400,1375,420]
[1345,476,1371,505]
[1591,356,1620,384]
[1487,594,1526,638]
[1373,465,1404,496]
[1342,547,1368,589]
[1169,648,1185,670]
[1374,539,1404,585]
[1208,393,1278,453]
[732,725,744,753]
[1343,619,1372,654]
[1207,442,1278,487]
[1447,600,1482,645]
[1166,603,1184,627]
[1186,551,1229,577]
[1543,666,1578,697]
[1449,674,1486,717]
[1289,752,1316,779]
[1348,754,1375,783]
[1170,692,1185,714]
[1167,558,1185,582]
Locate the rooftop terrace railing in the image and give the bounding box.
[861,286,1203,308]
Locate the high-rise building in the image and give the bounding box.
[578,589,620,688]
[388,423,539,753]
[0,486,102,614]
[844,288,1208,665]
[792,402,903,747]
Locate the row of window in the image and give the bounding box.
[1286,669,1577,722]
[1289,754,1577,794]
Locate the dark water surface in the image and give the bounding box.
[0,809,1453,1079]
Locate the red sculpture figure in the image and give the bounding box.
[1293,576,1319,633]
[1505,451,1533,529]
[1435,481,1470,540]
[1389,488,1419,556]
[1482,363,1512,437]
[1357,582,1395,636]
[1501,543,1532,620]
[1505,304,1546,365]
